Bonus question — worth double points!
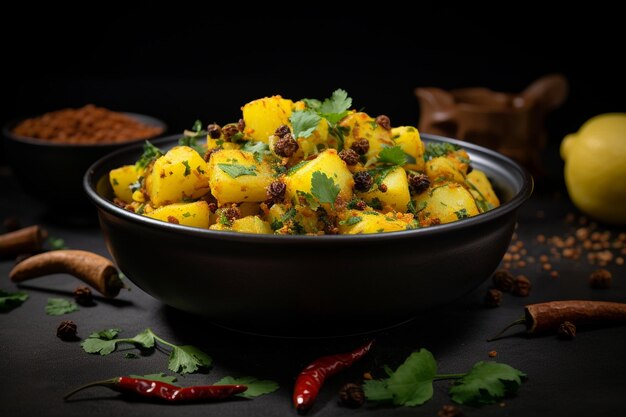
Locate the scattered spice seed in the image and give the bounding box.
[537,234,546,243]
[353,171,373,192]
[350,138,369,155]
[550,270,559,279]
[492,269,514,292]
[437,404,465,417]
[362,372,373,381]
[488,350,498,358]
[557,321,576,340]
[512,275,531,297]
[375,115,391,130]
[539,255,549,263]
[274,124,291,138]
[338,383,365,408]
[542,263,552,271]
[617,257,624,265]
[57,320,78,341]
[589,269,612,289]
[484,289,503,308]
[73,286,94,306]
[378,184,388,193]
[338,149,360,166]
[207,123,222,139]
[274,134,299,157]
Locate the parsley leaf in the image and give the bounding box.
[45,298,78,316]
[290,110,321,139]
[182,160,191,176]
[319,88,352,124]
[0,289,28,312]
[129,373,179,386]
[215,376,279,398]
[136,141,164,169]
[339,216,362,226]
[218,163,257,178]
[311,171,340,206]
[241,140,270,162]
[449,362,526,405]
[378,146,408,165]
[388,349,437,406]
[423,142,460,161]
[167,344,213,374]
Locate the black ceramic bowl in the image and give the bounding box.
[85,134,532,337]
[3,113,166,224]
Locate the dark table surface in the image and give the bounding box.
[1,165,625,417]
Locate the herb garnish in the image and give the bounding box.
[295,89,353,150]
[45,298,78,316]
[290,110,321,139]
[47,236,67,250]
[182,160,191,176]
[423,142,460,161]
[378,146,408,166]
[218,163,257,178]
[454,208,469,219]
[0,289,28,312]
[215,376,279,398]
[178,120,207,155]
[311,171,340,207]
[363,348,526,407]
[136,141,164,169]
[339,216,362,226]
[241,140,271,162]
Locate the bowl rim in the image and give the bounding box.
[3,111,167,148]
[84,133,533,245]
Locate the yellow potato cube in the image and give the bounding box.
[425,156,466,184]
[146,201,210,228]
[357,166,410,212]
[109,165,143,204]
[338,210,413,234]
[339,112,394,161]
[413,182,479,224]
[242,95,295,143]
[284,149,354,206]
[207,149,274,205]
[392,126,425,171]
[467,170,500,211]
[145,146,210,207]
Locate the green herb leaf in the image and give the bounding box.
[47,236,67,250]
[363,379,394,402]
[311,171,340,206]
[129,373,179,386]
[182,160,191,176]
[218,163,257,178]
[241,141,270,162]
[130,176,144,193]
[81,328,153,356]
[296,190,320,210]
[128,328,156,349]
[0,289,28,312]
[454,208,469,220]
[215,376,279,398]
[387,349,437,406]
[192,120,202,132]
[45,298,78,316]
[168,344,213,374]
[369,198,383,210]
[378,146,408,165]
[179,135,206,155]
[286,160,309,175]
[339,216,362,226]
[449,361,525,405]
[319,89,352,124]
[290,110,321,139]
[302,98,322,110]
[136,141,164,169]
[423,142,460,161]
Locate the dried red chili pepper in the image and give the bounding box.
[64,377,246,402]
[293,340,374,414]
[488,300,626,341]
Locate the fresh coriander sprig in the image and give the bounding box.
[215,376,279,398]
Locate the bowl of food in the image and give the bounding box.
[3,104,166,223]
[84,91,532,337]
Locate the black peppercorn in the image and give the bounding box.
[338,383,364,408]
[266,181,287,203]
[512,275,532,297]
[350,138,370,155]
[492,269,515,292]
[484,289,503,308]
[375,115,391,130]
[57,320,78,341]
[207,123,222,139]
[74,286,94,306]
[274,134,299,157]
[353,171,373,192]
[558,321,577,339]
[339,149,360,166]
[408,173,430,195]
[274,124,291,138]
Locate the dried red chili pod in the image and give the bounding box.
[293,340,374,414]
[64,377,246,402]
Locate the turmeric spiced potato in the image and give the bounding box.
[108,90,500,235]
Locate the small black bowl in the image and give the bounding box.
[3,113,166,225]
[85,134,532,337]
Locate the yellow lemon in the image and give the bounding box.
[560,113,626,225]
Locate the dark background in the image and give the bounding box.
[2,6,625,186]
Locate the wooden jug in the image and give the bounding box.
[415,74,568,174]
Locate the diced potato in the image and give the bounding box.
[146,201,210,228]
[109,165,143,203]
[425,156,466,184]
[447,149,471,176]
[284,149,353,206]
[266,204,319,234]
[145,146,210,207]
[338,210,413,234]
[207,135,238,151]
[413,182,480,225]
[357,166,410,212]
[242,95,295,143]
[467,170,500,210]
[339,112,394,161]
[392,126,425,171]
[207,149,274,205]
[239,202,262,217]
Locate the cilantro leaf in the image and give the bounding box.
[311,171,340,206]
[129,373,179,386]
[296,190,320,210]
[81,328,153,356]
[286,160,309,175]
[378,146,408,165]
[168,344,213,374]
[423,142,459,161]
[339,216,362,226]
[179,135,206,155]
[449,362,526,405]
[387,349,437,406]
[0,289,28,312]
[182,160,191,176]
[136,141,164,169]
[454,208,469,220]
[192,119,203,132]
[302,98,322,110]
[45,298,78,316]
[128,328,156,349]
[215,376,279,398]
[218,163,257,178]
[241,141,270,162]
[319,89,352,123]
[363,379,394,402]
[47,236,67,250]
[290,110,321,139]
